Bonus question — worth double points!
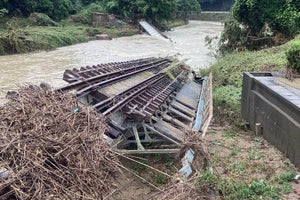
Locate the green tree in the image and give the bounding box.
[232,0,300,37]
[177,0,201,20]
[104,0,177,21]
[219,0,300,53]
[0,0,83,20]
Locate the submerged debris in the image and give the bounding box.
[0,86,119,199]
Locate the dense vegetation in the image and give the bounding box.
[286,41,300,73]
[0,0,201,22]
[0,0,203,54]
[219,0,300,53]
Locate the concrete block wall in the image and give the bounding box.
[242,72,300,167]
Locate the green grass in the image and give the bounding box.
[201,36,300,121]
[222,127,237,139]
[0,16,138,55]
[274,171,296,184]
[131,162,148,172]
[228,160,246,174]
[247,152,264,160]
[197,169,295,200]
[274,171,297,194]
[197,170,281,199]
[229,148,239,157]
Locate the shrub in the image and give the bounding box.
[221,0,300,53]
[70,3,105,24]
[286,40,300,74]
[28,13,58,26]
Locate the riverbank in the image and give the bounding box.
[0,16,140,55]
[0,15,189,56]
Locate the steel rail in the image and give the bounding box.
[141,71,185,113]
[63,57,156,82]
[92,73,165,111]
[57,58,169,92]
[100,75,166,116]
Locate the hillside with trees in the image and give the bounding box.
[0,0,201,21]
[0,0,201,54]
[219,0,300,53]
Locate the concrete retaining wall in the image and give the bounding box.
[242,72,300,167]
[190,11,229,22]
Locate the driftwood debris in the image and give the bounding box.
[0,86,119,199]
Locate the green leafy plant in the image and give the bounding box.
[228,160,246,174]
[229,148,239,157]
[28,12,58,26]
[131,160,149,172]
[223,127,237,139]
[286,40,300,75]
[197,170,280,199]
[274,171,296,194]
[247,152,263,160]
[70,3,105,25]
[220,0,300,53]
[274,171,296,184]
[0,8,8,17]
[152,173,169,185]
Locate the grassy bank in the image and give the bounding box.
[0,17,139,55]
[201,35,300,122]
[195,37,300,199]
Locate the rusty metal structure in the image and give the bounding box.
[58,57,213,155]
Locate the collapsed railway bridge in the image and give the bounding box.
[57,57,213,157]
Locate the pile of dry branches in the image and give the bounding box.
[155,130,212,200]
[178,130,209,172]
[0,86,119,199]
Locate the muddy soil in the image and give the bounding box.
[206,124,300,200]
[111,125,300,200]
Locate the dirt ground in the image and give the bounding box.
[206,124,300,200]
[107,155,179,200]
[108,124,300,200]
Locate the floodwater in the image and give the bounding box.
[0,21,222,102]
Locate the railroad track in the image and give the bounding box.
[57,57,171,94]
[59,57,213,157]
[90,64,187,117]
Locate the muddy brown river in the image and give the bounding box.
[0,21,222,102]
